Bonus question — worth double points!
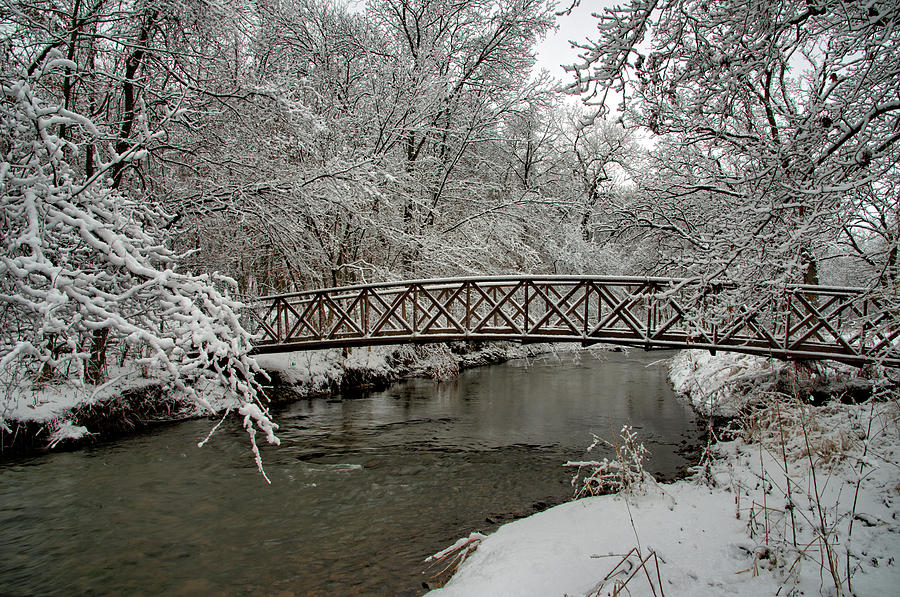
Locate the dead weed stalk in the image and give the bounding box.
[566,425,650,499]
[586,547,666,597]
[735,385,898,596]
[423,532,485,588]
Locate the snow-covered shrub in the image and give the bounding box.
[669,350,780,417]
[566,425,650,498]
[0,54,278,475]
[387,344,460,380]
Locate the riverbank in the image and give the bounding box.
[0,349,698,596]
[425,351,900,596]
[0,342,551,457]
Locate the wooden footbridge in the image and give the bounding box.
[245,276,900,367]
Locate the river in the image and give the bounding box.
[0,349,703,596]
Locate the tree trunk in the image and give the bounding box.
[85,10,155,381]
[85,328,109,384]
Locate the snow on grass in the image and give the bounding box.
[427,351,900,596]
[669,349,776,416]
[3,345,401,445]
[2,362,160,424]
[254,342,556,394]
[3,347,381,431]
[255,346,394,391]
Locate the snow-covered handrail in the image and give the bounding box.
[245,277,900,367]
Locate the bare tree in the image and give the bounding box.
[563,0,900,299]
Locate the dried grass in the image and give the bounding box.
[423,533,485,589]
[731,388,900,596]
[566,425,650,499]
[583,547,666,597]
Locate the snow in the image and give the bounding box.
[2,363,159,424]
[254,346,393,391]
[426,352,900,596]
[428,480,784,597]
[47,421,91,448]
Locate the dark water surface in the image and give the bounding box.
[0,350,703,596]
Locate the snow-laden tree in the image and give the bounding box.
[560,113,643,244]
[495,92,561,193]
[564,0,900,303]
[486,99,647,275]
[364,0,557,274]
[0,57,279,476]
[168,0,564,289]
[158,0,401,292]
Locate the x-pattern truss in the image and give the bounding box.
[246,276,900,367]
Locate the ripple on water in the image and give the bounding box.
[0,350,702,596]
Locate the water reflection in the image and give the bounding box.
[0,349,702,596]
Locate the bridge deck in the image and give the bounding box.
[245,276,900,367]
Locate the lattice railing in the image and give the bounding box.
[244,276,900,367]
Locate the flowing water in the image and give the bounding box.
[0,350,704,596]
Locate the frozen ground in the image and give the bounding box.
[426,350,900,596]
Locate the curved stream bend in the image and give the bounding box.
[0,350,703,596]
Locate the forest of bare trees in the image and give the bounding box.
[2,0,897,407]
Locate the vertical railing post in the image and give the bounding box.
[401,288,407,331]
[412,285,418,333]
[276,299,283,343]
[362,288,369,336]
[321,293,328,339]
[465,281,471,333]
[524,281,530,334]
[492,285,499,328]
[583,282,590,337]
[597,283,603,331]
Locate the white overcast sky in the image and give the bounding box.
[344,0,612,84]
[532,1,613,80]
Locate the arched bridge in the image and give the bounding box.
[245,276,900,367]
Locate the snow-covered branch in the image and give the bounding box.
[1,55,279,474]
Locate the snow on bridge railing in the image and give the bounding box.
[242,276,900,367]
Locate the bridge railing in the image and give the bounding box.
[243,276,900,367]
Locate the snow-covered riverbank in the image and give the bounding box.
[426,351,900,596]
[0,342,547,455]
